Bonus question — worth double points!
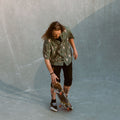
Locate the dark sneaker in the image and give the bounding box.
[50,102,58,112]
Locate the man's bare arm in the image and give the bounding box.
[44,59,59,84]
[44,59,54,74]
[69,38,78,60]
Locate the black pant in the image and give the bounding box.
[51,62,72,87]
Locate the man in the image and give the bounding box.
[42,21,78,112]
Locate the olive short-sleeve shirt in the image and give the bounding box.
[43,27,74,66]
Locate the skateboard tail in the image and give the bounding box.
[53,82,73,111]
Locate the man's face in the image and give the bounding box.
[52,30,61,39]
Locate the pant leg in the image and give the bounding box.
[63,62,72,86]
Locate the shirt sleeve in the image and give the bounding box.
[66,27,74,39]
[43,40,51,59]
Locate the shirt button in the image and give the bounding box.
[63,46,65,49]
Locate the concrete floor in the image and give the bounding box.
[0,0,120,120]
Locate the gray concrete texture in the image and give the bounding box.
[0,0,120,120]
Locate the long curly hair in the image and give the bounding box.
[41,21,65,40]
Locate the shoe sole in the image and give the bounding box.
[50,106,58,112]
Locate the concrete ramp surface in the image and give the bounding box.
[0,0,120,120]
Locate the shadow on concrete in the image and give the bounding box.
[71,0,120,83]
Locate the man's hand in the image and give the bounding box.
[51,73,59,84]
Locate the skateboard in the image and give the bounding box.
[52,82,72,111]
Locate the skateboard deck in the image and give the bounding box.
[53,82,72,111]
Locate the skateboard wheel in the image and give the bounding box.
[59,105,62,108]
[67,108,70,111]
